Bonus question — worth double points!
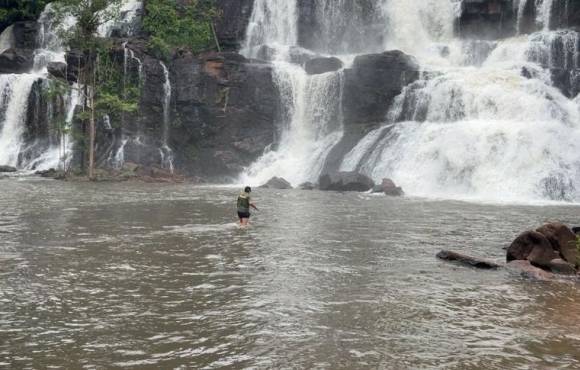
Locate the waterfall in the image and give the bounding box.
[0,75,37,167]
[338,0,580,202]
[97,0,143,37]
[159,61,174,173]
[0,25,14,54]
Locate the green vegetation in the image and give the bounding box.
[0,0,51,31]
[143,0,218,59]
[52,0,138,179]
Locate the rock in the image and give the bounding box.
[377,178,404,196]
[298,182,316,190]
[456,0,517,40]
[572,227,580,235]
[342,50,419,128]
[506,230,558,268]
[536,222,577,265]
[47,62,67,80]
[0,165,17,173]
[0,48,34,73]
[507,260,554,281]
[260,177,292,189]
[547,258,577,275]
[12,21,39,49]
[214,0,254,51]
[318,171,374,192]
[65,50,89,83]
[304,57,343,75]
[35,168,64,179]
[436,250,501,269]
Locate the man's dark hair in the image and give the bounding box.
[244,186,251,193]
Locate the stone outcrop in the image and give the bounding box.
[214,0,254,51]
[304,57,343,75]
[456,0,516,39]
[372,178,404,196]
[0,165,17,173]
[260,177,292,189]
[0,48,34,73]
[342,50,420,128]
[507,223,579,277]
[507,260,554,281]
[12,21,39,50]
[318,171,374,192]
[47,62,67,80]
[437,250,501,269]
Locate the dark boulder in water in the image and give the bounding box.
[318,171,374,192]
[437,250,501,269]
[298,182,316,190]
[506,230,558,268]
[0,48,34,73]
[304,57,343,75]
[0,165,17,173]
[536,222,577,265]
[372,178,404,196]
[260,177,293,189]
[546,258,577,275]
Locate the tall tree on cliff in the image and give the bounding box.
[53,0,136,180]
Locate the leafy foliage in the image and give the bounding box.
[0,0,51,31]
[143,0,217,58]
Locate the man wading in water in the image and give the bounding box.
[237,186,258,226]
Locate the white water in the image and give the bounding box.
[98,0,143,37]
[0,25,14,54]
[159,61,174,173]
[339,1,580,202]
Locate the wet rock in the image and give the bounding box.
[0,48,34,73]
[35,168,64,179]
[536,222,577,265]
[506,230,556,268]
[507,260,554,281]
[47,62,67,80]
[214,0,254,51]
[372,178,404,196]
[547,258,577,275]
[572,227,580,235]
[318,171,374,192]
[298,182,316,190]
[12,21,39,49]
[304,57,343,75]
[260,177,292,189]
[456,0,517,40]
[0,165,17,173]
[342,50,419,128]
[436,250,501,269]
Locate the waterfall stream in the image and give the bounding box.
[242,0,580,202]
[160,61,174,173]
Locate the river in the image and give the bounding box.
[1,178,579,368]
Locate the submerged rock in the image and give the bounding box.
[304,57,343,75]
[437,250,501,269]
[0,165,17,173]
[372,178,404,196]
[318,171,374,192]
[507,260,554,281]
[298,182,316,190]
[547,258,577,275]
[260,177,292,189]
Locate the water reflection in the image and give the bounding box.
[0,179,579,368]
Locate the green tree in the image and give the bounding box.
[53,0,137,179]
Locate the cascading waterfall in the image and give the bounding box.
[339,0,580,202]
[0,25,14,54]
[159,61,174,173]
[240,0,347,186]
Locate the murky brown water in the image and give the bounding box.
[1,178,579,369]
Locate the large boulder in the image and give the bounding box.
[47,62,67,80]
[0,48,34,73]
[260,177,292,189]
[536,222,577,265]
[506,230,558,268]
[547,259,577,275]
[12,21,39,49]
[0,165,17,173]
[437,250,501,269]
[304,57,343,75]
[318,171,374,192]
[342,50,419,128]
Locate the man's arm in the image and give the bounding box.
[250,203,258,211]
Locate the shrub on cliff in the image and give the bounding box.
[143,0,218,59]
